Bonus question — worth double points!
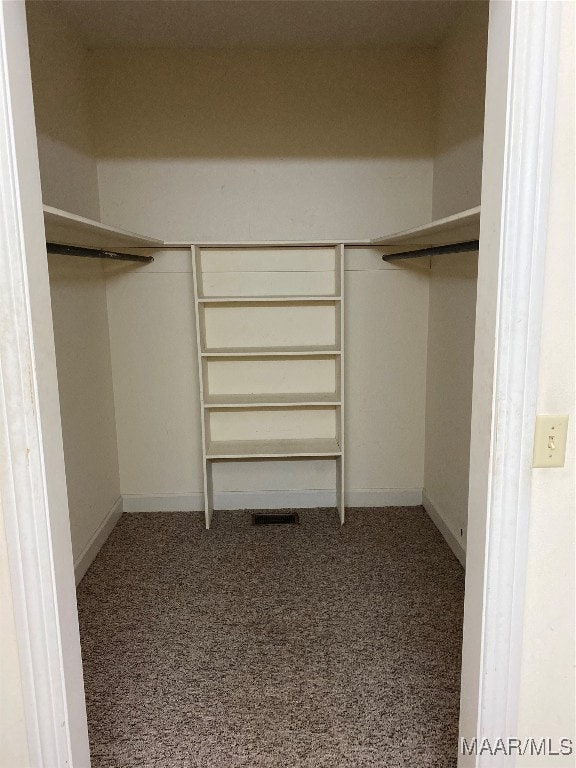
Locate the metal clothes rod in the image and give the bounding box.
[382,239,480,261]
[46,242,154,263]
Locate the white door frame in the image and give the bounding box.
[0,1,562,766]
[459,1,561,765]
[0,2,90,765]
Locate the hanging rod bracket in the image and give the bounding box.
[47,242,154,263]
[382,239,480,261]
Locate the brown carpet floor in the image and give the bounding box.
[77,507,465,768]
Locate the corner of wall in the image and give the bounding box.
[74,496,123,585]
[422,489,466,568]
[48,255,122,569]
[431,1,489,220]
[25,1,101,220]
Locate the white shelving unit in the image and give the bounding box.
[192,244,345,529]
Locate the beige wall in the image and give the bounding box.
[25,7,490,518]
[26,1,100,219]
[28,15,489,513]
[517,3,575,759]
[48,256,121,563]
[91,46,437,504]
[91,48,436,241]
[423,253,478,559]
[432,1,489,219]
[422,3,487,562]
[26,5,121,575]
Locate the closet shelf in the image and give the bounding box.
[43,205,163,250]
[198,295,341,303]
[200,345,341,358]
[204,393,340,408]
[372,206,480,249]
[206,438,342,459]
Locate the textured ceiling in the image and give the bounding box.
[43,0,465,50]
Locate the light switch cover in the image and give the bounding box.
[533,415,569,468]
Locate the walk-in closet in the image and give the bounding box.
[25,1,489,765]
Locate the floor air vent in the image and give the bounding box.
[252,512,300,526]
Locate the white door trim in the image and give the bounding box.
[459,1,561,764]
[0,2,90,766]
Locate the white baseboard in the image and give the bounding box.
[347,488,422,507]
[422,489,466,568]
[72,491,461,578]
[74,496,123,585]
[122,488,423,513]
